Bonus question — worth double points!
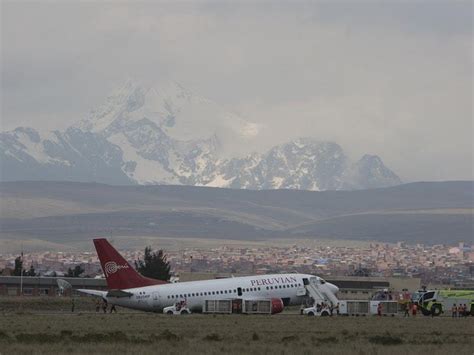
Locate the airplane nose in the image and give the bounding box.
[328,282,339,294]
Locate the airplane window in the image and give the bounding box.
[279,286,282,289]
[224,290,227,294]
[270,286,273,289]
[258,287,261,291]
[220,291,223,294]
[229,290,231,293]
[200,293,203,296]
[188,294,191,297]
[266,287,269,290]
[234,289,237,293]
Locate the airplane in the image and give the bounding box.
[78,238,339,314]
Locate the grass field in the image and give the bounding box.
[0,298,473,354]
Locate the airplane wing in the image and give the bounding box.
[106,289,134,298]
[77,289,108,298]
[77,288,133,298]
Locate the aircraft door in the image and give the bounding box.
[152,291,161,308]
[237,287,242,296]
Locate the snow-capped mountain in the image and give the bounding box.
[0,81,401,190]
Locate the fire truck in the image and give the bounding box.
[414,289,474,316]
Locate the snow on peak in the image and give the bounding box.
[75,79,260,145]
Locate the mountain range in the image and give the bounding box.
[0,80,401,190]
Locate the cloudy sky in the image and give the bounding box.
[1,0,472,182]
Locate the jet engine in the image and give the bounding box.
[271,298,284,314]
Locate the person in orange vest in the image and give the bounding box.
[411,303,417,317]
[377,303,383,317]
[452,303,457,318]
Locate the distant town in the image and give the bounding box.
[1,242,473,288]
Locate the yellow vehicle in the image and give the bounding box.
[415,289,474,316]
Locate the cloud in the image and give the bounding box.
[1,1,472,181]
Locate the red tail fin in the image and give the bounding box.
[93,238,167,290]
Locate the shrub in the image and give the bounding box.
[60,330,73,338]
[318,336,339,344]
[203,333,222,341]
[0,330,10,341]
[281,335,299,343]
[15,333,57,344]
[368,335,403,345]
[159,329,179,341]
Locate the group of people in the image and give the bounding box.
[95,299,117,313]
[451,303,470,317]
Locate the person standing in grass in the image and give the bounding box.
[411,303,417,317]
[95,299,100,313]
[404,303,410,317]
[102,299,108,314]
[452,304,457,318]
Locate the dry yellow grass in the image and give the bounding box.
[0,307,472,354]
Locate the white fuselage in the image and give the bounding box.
[105,273,337,312]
